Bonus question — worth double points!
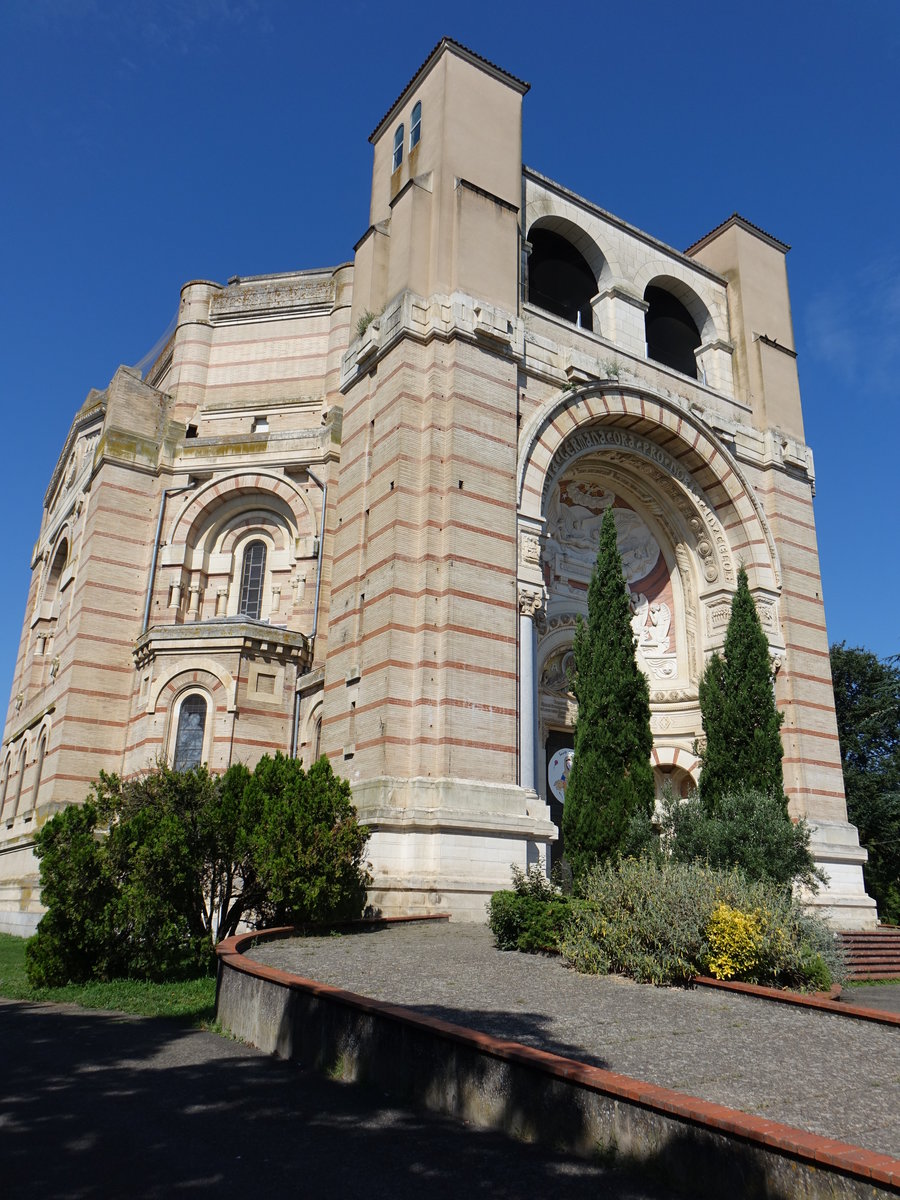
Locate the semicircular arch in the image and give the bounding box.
[526,213,613,293]
[168,471,319,550]
[149,659,236,715]
[651,744,700,780]
[632,264,722,344]
[518,383,781,594]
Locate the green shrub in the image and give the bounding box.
[246,754,371,926]
[487,864,571,952]
[26,802,117,987]
[662,785,823,891]
[561,856,844,989]
[27,755,370,987]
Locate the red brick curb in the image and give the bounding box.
[217,929,900,1191]
[693,974,900,1027]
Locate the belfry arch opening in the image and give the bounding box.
[527,228,595,331]
[644,285,701,378]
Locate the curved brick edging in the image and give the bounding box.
[693,975,900,1027]
[216,929,900,1198]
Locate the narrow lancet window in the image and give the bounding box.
[392,123,404,171]
[174,695,207,771]
[32,735,46,806]
[238,540,267,620]
[409,102,421,151]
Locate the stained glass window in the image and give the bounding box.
[174,695,207,771]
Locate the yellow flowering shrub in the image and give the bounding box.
[705,902,765,980]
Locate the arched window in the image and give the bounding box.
[527,228,595,330]
[12,744,27,818]
[644,286,701,378]
[44,538,69,615]
[32,734,47,807]
[238,540,267,620]
[392,123,404,172]
[173,695,207,771]
[0,756,9,819]
[409,101,422,151]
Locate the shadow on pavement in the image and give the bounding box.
[404,1003,611,1068]
[1,998,695,1200]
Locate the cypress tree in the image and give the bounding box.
[698,566,784,809]
[562,505,654,878]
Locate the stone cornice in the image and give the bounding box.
[133,619,310,670]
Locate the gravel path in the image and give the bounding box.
[251,921,900,1160]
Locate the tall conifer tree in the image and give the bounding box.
[698,566,784,809]
[562,505,654,878]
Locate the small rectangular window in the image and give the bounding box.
[252,415,269,432]
[392,123,404,172]
[409,101,421,151]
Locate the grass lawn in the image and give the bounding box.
[0,932,217,1025]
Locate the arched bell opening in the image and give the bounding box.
[527,227,597,331]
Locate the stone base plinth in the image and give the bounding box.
[804,819,878,931]
[352,776,557,922]
[0,839,43,937]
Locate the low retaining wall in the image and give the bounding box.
[216,928,900,1199]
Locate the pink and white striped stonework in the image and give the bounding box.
[0,40,875,934]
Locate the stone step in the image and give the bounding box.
[837,930,900,980]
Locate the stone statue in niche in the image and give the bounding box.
[630,593,672,654]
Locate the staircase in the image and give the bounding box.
[838,928,900,980]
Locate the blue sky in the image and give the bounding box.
[1,0,898,705]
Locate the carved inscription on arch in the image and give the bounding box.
[544,428,734,586]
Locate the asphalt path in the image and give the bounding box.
[840,982,900,1014]
[252,922,900,1159]
[0,998,674,1200]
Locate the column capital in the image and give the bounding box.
[518,584,544,620]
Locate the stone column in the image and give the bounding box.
[592,286,648,358]
[518,585,543,793]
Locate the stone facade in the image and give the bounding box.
[0,39,876,934]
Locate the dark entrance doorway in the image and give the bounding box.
[544,728,573,872]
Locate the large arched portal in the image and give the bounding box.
[516,384,785,866]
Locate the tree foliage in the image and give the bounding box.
[245,754,371,927]
[661,785,822,892]
[698,566,784,809]
[830,643,900,923]
[26,754,370,986]
[24,802,117,988]
[562,505,654,878]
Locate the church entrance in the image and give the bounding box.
[544,728,573,872]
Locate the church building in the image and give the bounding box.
[0,39,876,934]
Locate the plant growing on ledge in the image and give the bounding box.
[355,309,378,339]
